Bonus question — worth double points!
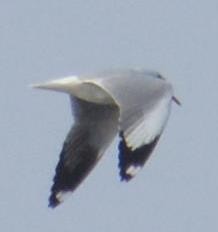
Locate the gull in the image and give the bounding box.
[33,69,180,208]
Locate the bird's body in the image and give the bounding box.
[33,69,179,208]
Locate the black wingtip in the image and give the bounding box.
[118,131,160,181]
[48,138,99,208]
[120,173,133,182]
[48,193,61,208]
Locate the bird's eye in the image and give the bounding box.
[157,73,163,79]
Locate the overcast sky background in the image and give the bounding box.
[1,1,218,231]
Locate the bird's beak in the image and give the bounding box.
[172,96,181,106]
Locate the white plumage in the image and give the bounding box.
[33,69,180,208]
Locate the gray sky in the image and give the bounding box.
[1,0,218,231]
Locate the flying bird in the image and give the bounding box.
[33,69,180,208]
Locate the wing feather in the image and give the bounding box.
[91,70,174,180]
[49,97,119,207]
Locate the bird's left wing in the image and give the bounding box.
[49,97,119,207]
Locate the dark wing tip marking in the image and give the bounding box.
[118,132,160,181]
[48,143,98,208]
[49,193,60,208]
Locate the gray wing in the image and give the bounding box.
[49,97,119,207]
[91,70,174,180]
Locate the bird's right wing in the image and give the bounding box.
[117,92,172,181]
[92,72,174,180]
[49,97,119,207]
